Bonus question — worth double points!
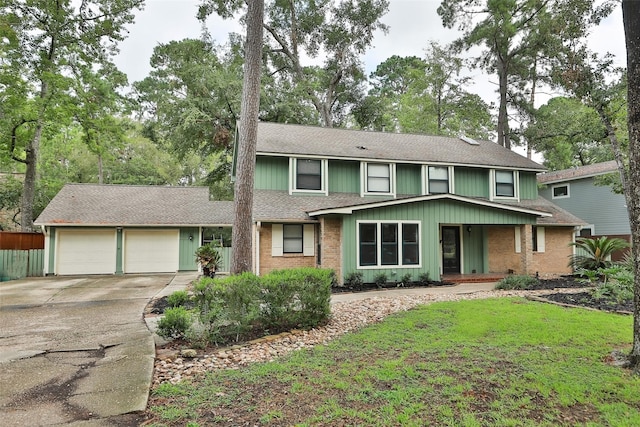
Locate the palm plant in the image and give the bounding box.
[569,236,629,271]
[195,243,222,278]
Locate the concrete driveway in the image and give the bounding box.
[0,274,179,426]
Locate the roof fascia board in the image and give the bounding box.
[256,152,545,172]
[34,223,235,227]
[307,194,552,217]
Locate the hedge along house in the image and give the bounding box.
[247,122,587,283]
[34,185,233,275]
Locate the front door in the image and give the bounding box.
[442,226,461,274]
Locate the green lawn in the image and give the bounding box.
[147,297,640,426]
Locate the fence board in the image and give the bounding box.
[0,232,44,250]
[0,249,44,281]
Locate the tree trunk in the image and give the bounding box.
[497,61,510,149]
[21,124,41,232]
[622,0,640,371]
[230,0,264,274]
[98,152,104,184]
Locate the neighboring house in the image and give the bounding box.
[34,185,233,275]
[247,122,585,283]
[538,161,630,260]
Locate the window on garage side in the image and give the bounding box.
[358,221,421,268]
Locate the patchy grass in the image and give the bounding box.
[145,298,640,426]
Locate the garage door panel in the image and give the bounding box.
[124,230,179,273]
[57,230,116,275]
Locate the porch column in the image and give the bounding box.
[520,224,534,275]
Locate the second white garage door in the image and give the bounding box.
[124,229,179,273]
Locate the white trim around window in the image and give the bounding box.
[271,223,315,256]
[490,169,519,201]
[551,183,570,199]
[289,157,328,195]
[422,165,454,195]
[356,220,421,269]
[361,162,396,196]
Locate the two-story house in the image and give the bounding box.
[538,161,630,259]
[248,122,585,283]
[34,122,585,281]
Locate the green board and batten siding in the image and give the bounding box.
[328,160,360,193]
[340,199,535,282]
[255,156,288,190]
[396,164,422,195]
[519,172,538,200]
[454,167,490,198]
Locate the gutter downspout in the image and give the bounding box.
[254,221,261,275]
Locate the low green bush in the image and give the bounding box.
[167,290,190,308]
[343,271,363,290]
[373,272,388,287]
[190,268,333,345]
[399,273,413,286]
[157,307,193,339]
[418,272,431,285]
[495,274,539,290]
[591,266,634,304]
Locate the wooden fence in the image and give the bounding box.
[0,249,44,281]
[0,232,44,250]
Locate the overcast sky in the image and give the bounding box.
[116,0,626,108]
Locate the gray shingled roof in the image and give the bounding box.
[256,122,546,171]
[495,197,587,226]
[254,189,582,225]
[35,184,234,226]
[537,160,618,184]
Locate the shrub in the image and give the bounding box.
[373,272,388,287]
[418,272,431,285]
[167,290,190,308]
[399,273,413,286]
[157,307,193,339]
[344,271,363,290]
[591,265,634,304]
[189,268,332,345]
[569,236,629,271]
[495,275,539,290]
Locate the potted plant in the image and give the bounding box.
[195,243,222,278]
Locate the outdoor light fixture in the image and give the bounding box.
[189,234,193,241]
[466,226,472,233]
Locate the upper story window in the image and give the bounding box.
[425,165,453,194]
[491,169,519,200]
[362,162,395,196]
[552,184,570,199]
[290,158,327,194]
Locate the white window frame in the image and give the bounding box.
[551,184,570,199]
[361,162,396,197]
[422,165,454,195]
[356,220,421,269]
[271,224,315,256]
[289,157,328,195]
[490,169,519,201]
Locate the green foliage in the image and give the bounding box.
[195,243,222,273]
[399,273,413,286]
[418,272,431,284]
[569,236,630,270]
[167,290,191,308]
[343,271,364,290]
[373,272,388,286]
[591,265,634,304]
[495,275,539,290]
[157,307,193,340]
[190,268,332,345]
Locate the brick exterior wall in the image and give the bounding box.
[488,225,575,276]
[319,217,342,282]
[258,223,317,276]
[531,227,574,276]
[487,226,524,274]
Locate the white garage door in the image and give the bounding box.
[124,229,179,273]
[57,229,116,275]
